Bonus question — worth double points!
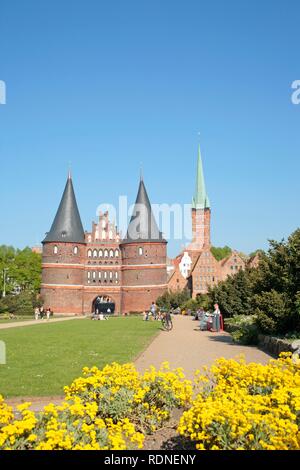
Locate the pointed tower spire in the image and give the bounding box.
[68,161,72,180]
[140,163,143,182]
[124,178,163,242]
[43,174,85,243]
[192,144,210,209]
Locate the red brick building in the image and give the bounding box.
[41,174,167,315]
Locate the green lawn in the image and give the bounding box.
[0,317,160,398]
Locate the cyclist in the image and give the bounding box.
[161,309,173,331]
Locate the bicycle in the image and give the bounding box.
[161,313,173,331]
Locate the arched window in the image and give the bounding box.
[109,231,113,240]
[88,249,92,258]
[109,271,113,279]
[93,271,96,280]
[115,272,118,280]
[54,245,58,254]
[73,246,78,255]
[104,249,108,258]
[99,249,103,258]
[104,271,107,280]
[98,272,102,279]
[93,249,98,258]
[115,249,119,258]
[138,247,143,256]
[109,249,114,258]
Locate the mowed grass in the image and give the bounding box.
[0,317,160,398]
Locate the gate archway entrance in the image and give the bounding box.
[92,296,115,315]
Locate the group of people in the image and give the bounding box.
[34,306,52,321]
[91,308,110,320]
[143,302,173,329]
[195,303,222,332]
[143,302,161,321]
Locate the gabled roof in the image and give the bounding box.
[43,174,85,244]
[219,250,245,266]
[191,249,218,274]
[123,178,164,243]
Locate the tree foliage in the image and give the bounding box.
[0,291,41,316]
[207,228,300,335]
[156,289,191,310]
[0,245,41,296]
[210,246,232,261]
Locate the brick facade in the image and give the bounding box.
[120,241,167,312]
[41,198,168,314]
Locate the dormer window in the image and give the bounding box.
[54,245,58,254]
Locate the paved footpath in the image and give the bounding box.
[135,315,271,378]
[0,315,85,330]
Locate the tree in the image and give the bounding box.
[210,246,232,261]
[156,289,191,310]
[1,292,35,316]
[207,228,300,335]
[254,290,288,335]
[0,246,41,296]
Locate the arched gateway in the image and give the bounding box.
[92,296,115,314]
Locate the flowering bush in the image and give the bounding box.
[178,353,300,450]
[0,362,193,450]
[2,356,299,450]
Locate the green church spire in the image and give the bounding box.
[192,144,210,210]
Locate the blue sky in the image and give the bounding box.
[0,0,299,257]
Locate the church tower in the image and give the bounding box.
[189,145,211,250]
[41,173,86,314]
[120,176,167,313]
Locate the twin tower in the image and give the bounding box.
[41,174,168,315]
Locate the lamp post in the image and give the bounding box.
[2,268,9,298]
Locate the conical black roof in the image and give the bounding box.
[43,175,85,244]
[123,178,164,243]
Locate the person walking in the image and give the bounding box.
[34,307,39,321]
[150,302,157,320]
[46,308,51,321]
[40,306,44,320]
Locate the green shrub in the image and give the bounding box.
[225,315,259,345]
[254,290,288,335]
